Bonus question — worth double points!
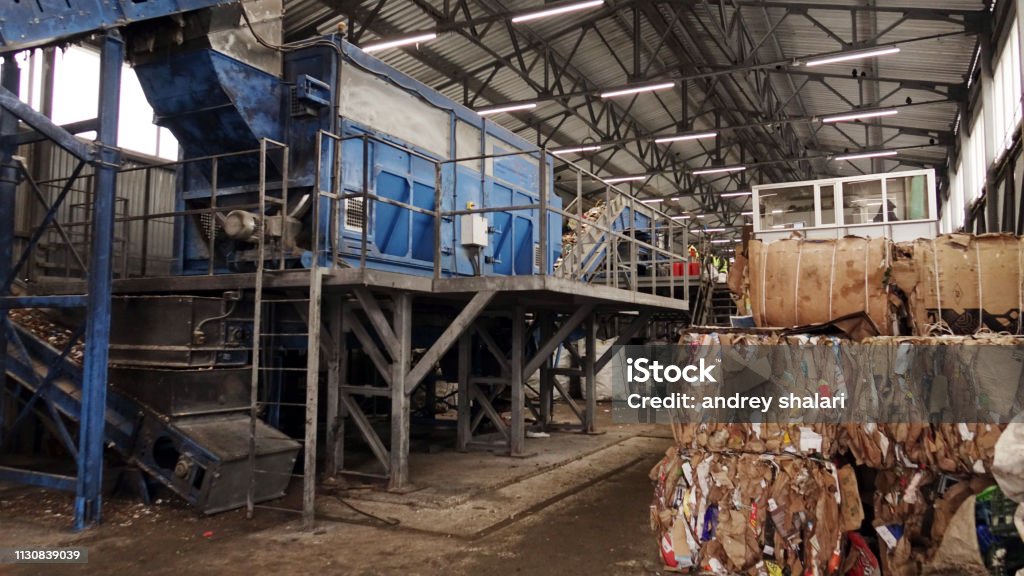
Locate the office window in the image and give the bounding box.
[841,180,884,225]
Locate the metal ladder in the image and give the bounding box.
[557,192,629,282]
[245,138,329,528]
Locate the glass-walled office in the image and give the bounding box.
[753,169,938,243]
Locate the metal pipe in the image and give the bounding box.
[141,168,151,277]
[360,136,369,270]
[539,149,547,274]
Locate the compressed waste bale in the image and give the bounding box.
[748,237,894,334]
[650,449,842,575]
[891,233,1024,336]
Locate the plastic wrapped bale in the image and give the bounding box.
[748,237,895,334]
[891,234,1024,336]
[651,449,843,575]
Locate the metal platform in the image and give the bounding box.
[37,269,689,312]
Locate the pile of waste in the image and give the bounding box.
[652,423,1019,575]
[649,330,1024,575]
[7,308,84,363]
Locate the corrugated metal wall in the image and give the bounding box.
[14,140,177,280]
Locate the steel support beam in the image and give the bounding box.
[583,315,597,434]
[523,304,594,377]
[510,305,525,456]
[595,311,654,373]
[75,32,123,531]
[324,300,344,478]
[0,466,76,492]
[456,331,471,451]
[0,55,20,446]
[302,270,323,528]
[0,87,92,162]
[0,295,87,309]
[388,293,412,490]
[405,290,495,394]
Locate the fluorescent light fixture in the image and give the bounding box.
[710,239,734,244]
[720,191,752,198]
[477,102,538,116]
[640,198,663,204]
[821,108,898,124]
[512,0,604,23]
[692,166,746,176]
[833,150,899,162]
[362,32,438,53]
[741,211,753,216]
[604,175,647,183]
[771,209,784,214]
[600,82,675,99]
[804,46,901,67]
[702,228,727,233]
[551,145,602,155]
[654,131,717,144]
[670,216,690,220]
[734,239,743,242]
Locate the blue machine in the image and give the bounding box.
[128,14,562,278]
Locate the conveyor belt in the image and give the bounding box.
[3,316,300,513]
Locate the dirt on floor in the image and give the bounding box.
[1,423,672,575]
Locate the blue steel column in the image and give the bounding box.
[74,33,122,530]
[0,56,22,445]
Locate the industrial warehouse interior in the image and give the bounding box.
[2,0,1024,574]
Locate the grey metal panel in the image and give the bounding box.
[14,139,176,280]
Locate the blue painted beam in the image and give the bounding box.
[74,32,123,532]
[0,0,237,54]
[16,118,100,146]
[0,55,21,449]
[0,466,76,492]
[0,295,87,309]
[0,87,93,161]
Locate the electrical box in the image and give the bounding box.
[460,214,489,247]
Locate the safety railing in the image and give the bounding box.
[319,131,444,274]
[16,129,691,304]
[438,147,692,302]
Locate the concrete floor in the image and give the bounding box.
[0,405,674,575]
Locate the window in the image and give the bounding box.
[841,180,884,224]
[758,185,814,230]
[992,20,1022,155]
[963,116,987,202]
[15,49,43,109]
[885,174,930,221]
[44,46,179,160]
[950,162,965,230]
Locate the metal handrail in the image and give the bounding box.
[19,127,692,305]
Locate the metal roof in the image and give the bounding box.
[283,0,986,226]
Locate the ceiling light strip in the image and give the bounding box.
[512,0,605,23]
[362,33,438,53]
